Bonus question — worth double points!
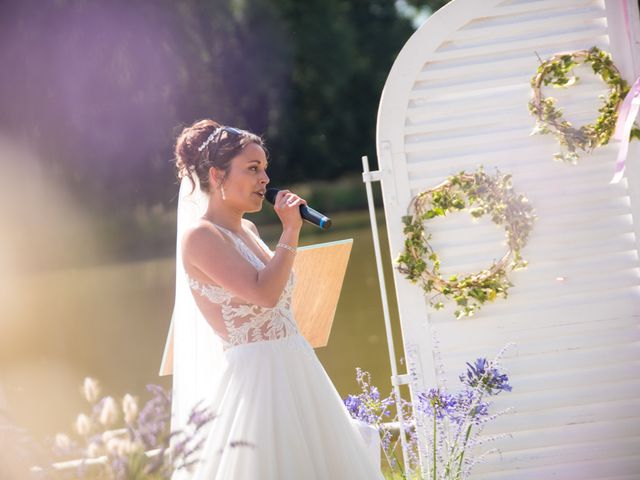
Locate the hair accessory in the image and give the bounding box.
[276,242,296,254]
[198,127,223,152]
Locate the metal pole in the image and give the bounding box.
[361,155,411,472]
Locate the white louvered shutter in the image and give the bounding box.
[376,0,640,478]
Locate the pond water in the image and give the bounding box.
[1,210,414,442]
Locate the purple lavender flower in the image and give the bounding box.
[45,381,221,479]
[369,385,380,402]
[416,388,457,419]
[343,394,379,425]
[450,388,489,425]
[379,427,392,456]
[345,345,514,479]
[343,368,393,425]
[344,395,364,419]
[459,358,512,395]
[187,400,217,429]
[343,369,403,472]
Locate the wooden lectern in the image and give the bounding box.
[159,238,353,376]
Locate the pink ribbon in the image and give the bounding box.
[610,77,640,184]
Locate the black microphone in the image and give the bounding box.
[265,188,332,230]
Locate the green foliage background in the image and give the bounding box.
[0,0,456,269]
[0,0,450,211]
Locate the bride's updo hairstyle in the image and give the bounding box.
[174,119,267,194]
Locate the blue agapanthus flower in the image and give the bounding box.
[459,358,512,395]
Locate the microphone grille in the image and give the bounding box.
[265,188,279,205]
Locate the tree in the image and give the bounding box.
[0,0,435,209]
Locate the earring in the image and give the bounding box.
[220,184,226,201]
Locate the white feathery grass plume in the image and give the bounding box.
[99,396,119,427]
[82,377,100,404]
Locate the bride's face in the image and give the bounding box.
[218,143,270,213]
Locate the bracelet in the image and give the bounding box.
[276,242,297,254]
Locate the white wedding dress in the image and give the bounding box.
[181,221,384,479]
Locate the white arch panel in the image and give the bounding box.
[376,0,640,477]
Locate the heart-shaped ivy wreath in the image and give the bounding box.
[396,167,535,319]
[529,46,640,164]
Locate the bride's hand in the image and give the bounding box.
[274,189,307,230]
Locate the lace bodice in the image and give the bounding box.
[186,221,300,349]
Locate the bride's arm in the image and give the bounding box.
[183,190,304,308]
[182,227,297,308]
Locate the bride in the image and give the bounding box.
[169,119,383,479]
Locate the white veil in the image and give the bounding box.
[169,175,225,478]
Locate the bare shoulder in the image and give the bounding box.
[181,221,226,261]
[180,219,269,304]
[242,218,260,236]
